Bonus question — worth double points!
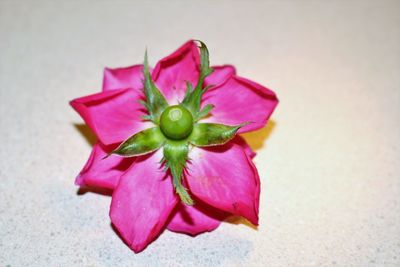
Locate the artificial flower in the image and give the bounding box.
[71,40,278,252]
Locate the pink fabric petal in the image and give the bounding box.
[202,75,278,133]
[234,136,256,159]
[204,65,236,90]
[167,200,229,236]
[110,151,178,253]
[70,88,152,145]
[102,64,144,91]
[186,141,260,225]
[75,143,134,190]
[152,40,200,103]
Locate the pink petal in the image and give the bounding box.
[202,75,278,133]
[204,65,236,90]
[75,143,134,190]
[234,136,256,159]
[152,40,200,103]
[70,88,152,145]
[167,200,228,236]
[110,151,178,253]
[102,64,144,91]
[186,140,260,225]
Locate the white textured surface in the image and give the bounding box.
[1,1,399,266]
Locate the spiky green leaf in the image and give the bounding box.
[182,41,214,119]
[189,122,248,147]
[197,40,213,80]
[110,127,165,157]
[196,104,214,121]
[162,140,193,205]
[182,81,194,104]
[142,51,169,124]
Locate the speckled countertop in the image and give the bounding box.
[1,1,399,266]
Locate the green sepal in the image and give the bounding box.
[196,104,214,121]
[197,40,214,80]
[110,127,165,157]
[189,122,249,147]
[182,81,193,103]
[182,41,214,120]
[142,51,169,124]
[162,140,194,205]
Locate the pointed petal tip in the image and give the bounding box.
[192,39,206,48]
[74,174,85,187]
[130,243,146,253]
[168,226,216,237]
[69,98,80,110]
[248,215,259,227]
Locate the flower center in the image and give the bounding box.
[160,105,193,140]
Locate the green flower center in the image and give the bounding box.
[160,105,193,140]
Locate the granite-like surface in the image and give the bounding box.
[1,1,399,266]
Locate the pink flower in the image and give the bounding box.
[70,40,278,252]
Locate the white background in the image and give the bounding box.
[1,0,399,266]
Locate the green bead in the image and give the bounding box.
[160,105,194,140]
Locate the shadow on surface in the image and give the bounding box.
[77,187,112,196]
[225,215,258,230]
[241,120,276,151]
[74,123,96,146]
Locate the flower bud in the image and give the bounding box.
[160,105,193,140]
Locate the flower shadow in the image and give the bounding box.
[100,224,253,267]
[241,120,276,151]
[224,216,258,230]
[77,187,112,196]
[73,123,96,146]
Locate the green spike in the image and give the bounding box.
[196,104,214,121]
[182,41,214,120]
[142,50,169,124]
[163,140,194,205]
[189,122,250,147]
[110,127,165,157]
